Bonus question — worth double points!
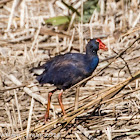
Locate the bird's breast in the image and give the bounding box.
[86,56,99,73]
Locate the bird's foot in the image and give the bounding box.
[38,113,49,122]
[44,113,49,122]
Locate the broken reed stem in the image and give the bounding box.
[11,104,19,132]
[103,114,140,121]
[26,97,34,140]
[14,90,23,131]
[6,0,22,31]
[72,87,80,123]
[5,103,14,133]
[3,74,47,106]
[121,26,140,38]
[0,83,39,93]
[101,87,140,105]
[111,49,133,77]
[0,0,11,4]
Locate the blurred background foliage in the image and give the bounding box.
[45,0,100,27]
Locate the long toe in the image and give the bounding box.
[38,114,49,122]
[44,113,49,122]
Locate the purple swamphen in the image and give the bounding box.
[31,39,107,121]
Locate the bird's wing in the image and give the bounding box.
[31,53,86,71]
[47,53,87,72]
[30,55,64,74]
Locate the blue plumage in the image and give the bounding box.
[31,39,106,90]
[30,38,107,121]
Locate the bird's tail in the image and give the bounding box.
[36,72,49,84]
[29,65,45,75]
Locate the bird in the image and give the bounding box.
[30,38,107,121]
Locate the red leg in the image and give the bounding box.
[58,90,66,115]
[44,92,53,121]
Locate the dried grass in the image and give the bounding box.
[0,0,140,139]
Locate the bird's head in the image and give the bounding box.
[86,39,108,54]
